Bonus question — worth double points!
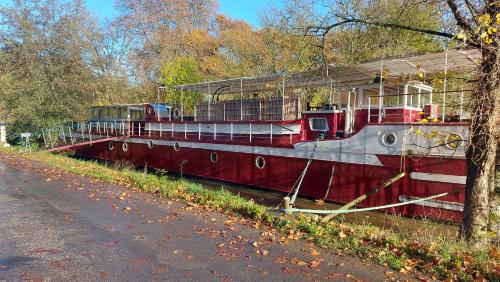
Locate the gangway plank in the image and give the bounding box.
[46,136,126,153]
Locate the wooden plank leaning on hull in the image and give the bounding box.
[321,172,406,222]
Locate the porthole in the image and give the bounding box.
[173,142,180,151]
[255,156,265,169]
[381,132,397,146]
[108,141,114,151]
[210,152,218,163]
[147,140,154,149]
[122,142,128,152]
[445,133,464,149]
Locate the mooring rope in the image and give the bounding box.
[287,133,324,205]
[284,188,462,215]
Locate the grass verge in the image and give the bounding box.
[0,146,498,281]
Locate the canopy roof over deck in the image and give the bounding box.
[172,48,480,95]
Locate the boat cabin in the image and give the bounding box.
[90,103,176,122]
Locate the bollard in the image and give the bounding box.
[283,197,291,214]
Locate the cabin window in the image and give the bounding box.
[381,132,397,146]
[130,107,145,121]
[255,156,265,169]
[445,133,464,149]
[173,142,180,151]
[108,141,114,151]
[147,140,154,149]
[309,118,328,131]
[210,152,218,163]
[122,143,128,152]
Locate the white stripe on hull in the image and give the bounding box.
[125,138,384,166]
[399,195,464,211]
[410,172,466,184]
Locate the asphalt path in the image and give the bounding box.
[0,152,416,281]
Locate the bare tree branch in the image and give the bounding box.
[300,16,481,48]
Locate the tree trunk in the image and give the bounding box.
[460,47,500,245]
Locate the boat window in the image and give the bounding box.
[147,140,154,149]
[255,156,265,169]
[381,132,397,146]
[122,143,128,152]
[154,104,171,120]
[210,152,218,163]
[130,107,145,121]
[173,142,180,151]
[309,118,328,131]
[420,89,432,106]
[445,133,464,149]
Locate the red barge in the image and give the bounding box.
[66,49,481,222]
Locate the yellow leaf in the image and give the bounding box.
[415,129,422,136]
[338,231,347,238]
[310,260,320,268]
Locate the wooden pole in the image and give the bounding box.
[323,166,335,200]
[321,172,405,222]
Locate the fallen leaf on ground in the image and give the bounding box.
[311,249,320,256]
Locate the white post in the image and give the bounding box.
[223,103,226,121]
[198,123,201,140]
[159,123,162,137]
[230,123,233,140]
[442,49,448,123]
[368,97,371,122]
[149,123,151,137]
[208,82,211,121]
[138,122,141,136]
[459,91,464,122]
[181,87,184,122]
[378,58,384,123]
[352,89,356,128]
[347,92,351,133]
[249,123,252,143]
[213,123,216,140]
[184,123,187,139]
[68,126,73,144]
[329,81,333,106]
[282,77,285,120]
[88,124,92,144]
[270,124,273,143]
[171,123,174,138]
[417,88,421,109]
[61,126,66,144]
[240,78,243,121]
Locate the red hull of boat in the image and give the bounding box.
[74,140,465,222]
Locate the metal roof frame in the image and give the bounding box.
[172,48,480,95]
